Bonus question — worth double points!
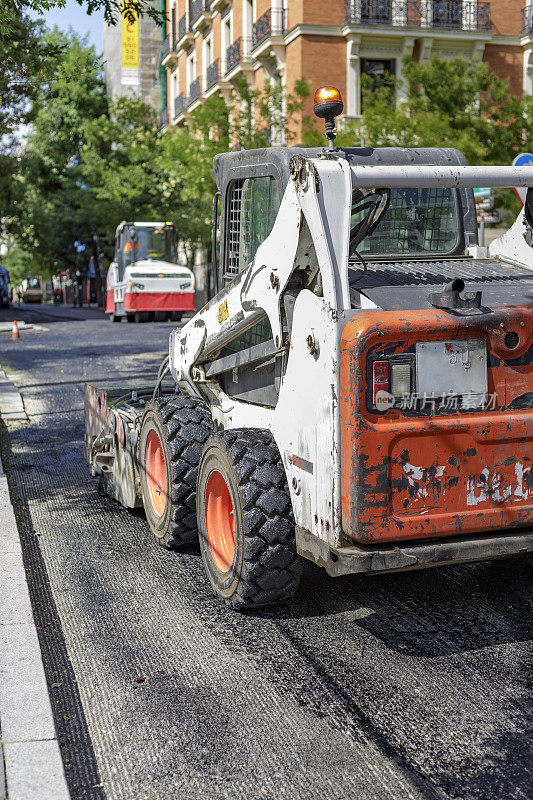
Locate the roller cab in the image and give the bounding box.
[105,221,195,322]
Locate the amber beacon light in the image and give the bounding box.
[313,86,344,150]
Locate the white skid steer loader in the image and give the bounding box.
[86,87,533,609]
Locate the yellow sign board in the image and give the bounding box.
[121,5,139,85]
[218,300,229,325]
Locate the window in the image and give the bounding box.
[245,0,254,37]
[361,58,396,92]
[351,188,460,258]
[222,15,232,65]
[433,0,463,29]
[361,0,392,24]
[204,36,212,72]
[187,53,195,88]
[172,69,179,106]
[225,176,281,278]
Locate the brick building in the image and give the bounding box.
[160,1,533,138]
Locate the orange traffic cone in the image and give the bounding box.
[11,320,20,340]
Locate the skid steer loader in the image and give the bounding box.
[85,87,533,609]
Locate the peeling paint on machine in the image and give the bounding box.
[340,306,533,543]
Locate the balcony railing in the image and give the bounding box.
[191,0,211,24]
[522,5,533,33]
[189,76,202,103]
[226,38,241,73]
[174,94,188,118]
[225,37,252,74]
[161,35,170,60]
[252,7,286,48]
[159,108,169,129]
[206,59,219,89]
[178,14,189,40]
[344,1,491,32]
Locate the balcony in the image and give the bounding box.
[177,14,194,49]
[252,7,286,49]
[206,58,220,89]
[174,93,189,119]
[191,0,213,30]
[225,37,252,75]
[226,38,241,73]
[522,5,533,34]
[189,76,202,104]
[159,108,169,130]
[344,1,491,32]
[161,33,179,66]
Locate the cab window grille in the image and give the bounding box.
[351,187,459,258]
[225,176,280,280]
[226,180,244,277]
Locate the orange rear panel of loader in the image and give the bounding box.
[340,307,533,544]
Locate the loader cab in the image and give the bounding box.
[115,222,177,281]
[209,145,479,408]
[212,145,477,293]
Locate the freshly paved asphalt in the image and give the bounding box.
[0,303,531,800]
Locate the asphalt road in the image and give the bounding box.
[0,303,531,800]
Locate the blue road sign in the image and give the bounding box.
[512,153,533,205]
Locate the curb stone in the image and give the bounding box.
[0,384,70,799]
[0,369,27,422]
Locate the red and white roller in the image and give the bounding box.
[105,221,195,322]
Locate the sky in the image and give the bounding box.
[31,0,104,53]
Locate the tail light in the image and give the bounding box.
[372,360,389,403]
[391,363,411,399]
[368,339,487,413]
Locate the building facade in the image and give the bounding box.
[104,2,166,112]
[159,2,533,137]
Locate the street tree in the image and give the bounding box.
[0,0,164,29]
[81,96,160,229]
[7,29,109,277]
[338,55,531,220]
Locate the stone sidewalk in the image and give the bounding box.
[0,369,70,800]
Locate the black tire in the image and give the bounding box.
[170,311,183,323]
[110,313,122,323]
[126,314,135,323]
[197,429,303,610]
[139,395,216,548]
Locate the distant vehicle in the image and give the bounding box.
[22,276,43,303]
[0,265,10,309]
[105,221,195,323]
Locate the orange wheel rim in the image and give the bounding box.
[205,470,236,572]
[145,429,167,517]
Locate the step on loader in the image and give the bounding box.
[86,86,533,609]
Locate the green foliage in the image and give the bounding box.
[7,41,532,282]
[82,97,159,225]
[336,55,532,224]
[2,245,44,286]
[0,11,63,137]
[154,94,230,255]
[0,1,166,30]
[339,56,530,167]
[5,29,108,278]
